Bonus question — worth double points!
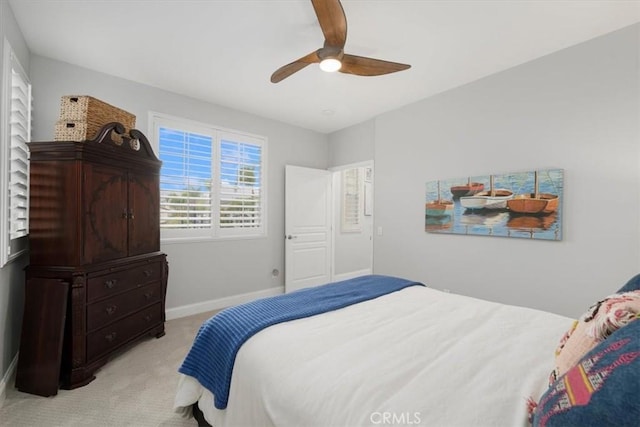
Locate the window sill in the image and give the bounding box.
[160,233,268,245]
[1,247,28,268]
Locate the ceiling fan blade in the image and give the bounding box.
[311,0,347,47]
[339,54,411,76]
[271,51,320,83]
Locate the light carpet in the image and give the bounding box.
[0,310,217,427]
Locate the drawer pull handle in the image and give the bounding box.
[144,315,152,322]
[105,279,117,289]
[105,332,117,342]
[143,269,153,278]
[144,291,154,300]
[105,305,117,315]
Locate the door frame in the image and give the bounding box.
[328,160,374,281]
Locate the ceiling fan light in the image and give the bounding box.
[319,58,342,73]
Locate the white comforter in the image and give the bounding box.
[175,286,572,427]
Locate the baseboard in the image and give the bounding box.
[165,272,372,321]
[165,286,284,320]
[0,353,18,409]
[333,269,372,282]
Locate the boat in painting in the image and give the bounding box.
[426,200,454,217]
[426,181,454,217]
[507,171,559,214]
[450,178,484,198]
[460,176,513,210]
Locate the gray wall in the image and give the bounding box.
[29,57,330,309]
[328,121,376,278]
[372,24,640,318]
[0,0,30,386]
[329,119,375,279]
[328,119,375,167]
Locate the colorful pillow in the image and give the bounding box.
[552,320,598,381]
[531,319,640,427]
[550,290,640,382]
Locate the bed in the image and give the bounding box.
[174,274,640,427]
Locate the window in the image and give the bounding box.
[219,133,263,231]
[149,113,267,241]
[341,167,362,232]
[1,39,31,266]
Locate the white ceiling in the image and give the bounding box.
[8,0,640,134]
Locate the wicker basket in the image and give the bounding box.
[55,96,136,143]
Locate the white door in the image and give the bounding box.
[285,165,332,293]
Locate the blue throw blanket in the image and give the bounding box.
[178,274,423,409]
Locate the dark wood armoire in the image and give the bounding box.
[16,123,168,396]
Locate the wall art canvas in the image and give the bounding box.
[425,169,563,240]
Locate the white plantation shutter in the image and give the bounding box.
[341,168,361,232]
[1,40,31,265]
[151,113,266,241]
[219,133,263,234]
[9,64,30,239]
[158,127,213,237]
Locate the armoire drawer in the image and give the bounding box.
[86,281,162,332]
[87,261,162,302]
[86,303,162,362]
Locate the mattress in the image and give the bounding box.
[175,285,572,427]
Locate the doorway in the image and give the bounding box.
[330,161,374,281]
[284,162,374,293]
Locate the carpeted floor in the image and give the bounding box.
[0,310,218,427]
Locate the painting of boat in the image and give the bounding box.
[450,178,484,198]
[426,180,453,217]
[425,168,563,241]
[507,171,559,214]
[460,176,513,210]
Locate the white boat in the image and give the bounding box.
[460,176,513,210]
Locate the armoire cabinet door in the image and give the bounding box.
[128,172,160,256]
[83,164,128,263]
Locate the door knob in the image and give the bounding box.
[286,235,297,240]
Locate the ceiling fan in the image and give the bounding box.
[270,0,411,83]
